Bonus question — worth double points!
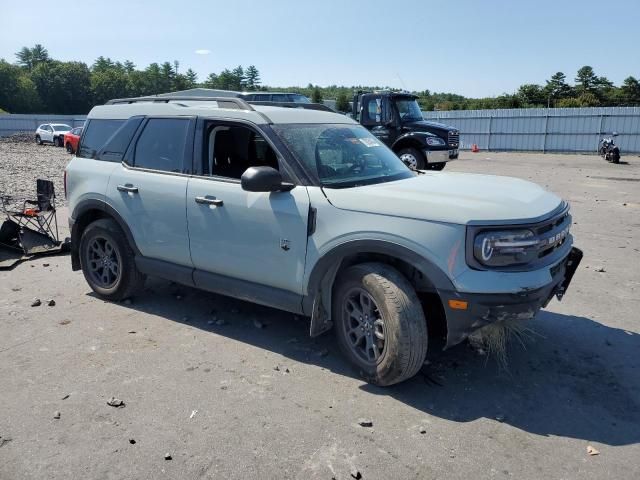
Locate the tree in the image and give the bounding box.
[185,68,198,88]
[231,65,245,90]
[15,44,50,71]
[203,72,219,89]
[517,84,545,106]
[245,65,260,91]
[544,72,572,104]
[92,56,114,73]
[575,66,598,93]
[335,91,350,112]
[91,68,129,105]
[31,61,92,113]
[621,76,640,105]
[311,86,323,103]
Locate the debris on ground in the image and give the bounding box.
[190,410,198,419]
[164,453,172,460]
[419,426,427,434]
[53,411,61,419]
[42,263,50,267]
[357,418,373,428]
[59,320,71,325]
[107,397,125,408]
[587,445,600,456]
[129,439,136,444]
[47,299,56,306]
[594,266,606,273]
[31,298,41,307]
[350,468,362,479]
[128,330,136,334]
[468,318,537,369]
[61,394,70,400]
[0,436,13,448]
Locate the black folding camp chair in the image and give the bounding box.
[0,179,60,255]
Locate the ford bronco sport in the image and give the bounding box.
[65,95,582,386]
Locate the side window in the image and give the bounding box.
[253,94,270,101]
[133,118,189,173]
[78,119,125,159]
[204,123,279,179]
[97,116,144,163]
[362,96,384,125]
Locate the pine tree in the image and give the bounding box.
[245,65,260,91]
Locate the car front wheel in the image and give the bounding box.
[66,142,74,154]
[35,135,42,145]
[79,218,145,301]
[333,262,428,386]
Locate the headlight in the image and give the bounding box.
[473,229,539,267]
[426,137,445,146]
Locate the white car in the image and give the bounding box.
[35,123,73,147]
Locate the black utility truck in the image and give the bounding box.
[352,91,459,170]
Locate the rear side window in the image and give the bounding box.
[133,118,189,173]
[78,119,125,159]
[97,117,144,163]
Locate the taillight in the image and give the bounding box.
[64,170,67,199]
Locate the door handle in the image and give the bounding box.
[117,184,139,193]
[195,196,223,207]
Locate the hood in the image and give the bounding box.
[323,172,563,225]
[404,120,457,133]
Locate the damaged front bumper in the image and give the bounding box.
[441,247,583,348]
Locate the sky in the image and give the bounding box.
[1,0,639,98]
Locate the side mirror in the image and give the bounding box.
[241,166,294,192]
[612,132,619,137]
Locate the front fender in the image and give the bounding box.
[303,239,456,336]
[391,132,429,151]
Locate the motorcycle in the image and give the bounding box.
[598,132,621,164]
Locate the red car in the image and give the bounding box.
[64,127,83,154]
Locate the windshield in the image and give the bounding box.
[393,98,423,121]
[52,124,72,131]
[273,124,413,188]
[291,94,311,104]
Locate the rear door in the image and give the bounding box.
[41,125,54,142]
[106,117,195,267]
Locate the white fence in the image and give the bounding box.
[3,107,640,154]
[0,114,87,137]
[422,107,640,154]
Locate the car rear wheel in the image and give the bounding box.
[398,147,425,170]
[35,135,42,145]
[333,262,428,386]
[79,218,145,301]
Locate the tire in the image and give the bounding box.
[35,135,42,145]
[65,142,74,154]
[398,147,425,170]
[79,218,145,301]
[612,149,620,164]
[333,262,428,386]
[428,162,446,171]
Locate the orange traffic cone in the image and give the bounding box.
[471,143,480,153]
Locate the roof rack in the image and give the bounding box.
[105,96,255,111]
[246,101,335,112]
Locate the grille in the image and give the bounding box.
[531,209,571,260]
[448,131,459,148]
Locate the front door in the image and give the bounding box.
[360,94,397,147]
[186,121,310,298]
[105,117,194,267]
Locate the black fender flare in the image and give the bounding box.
[70,199,140,270]
[391,132,429,152]
[304,239,455,337]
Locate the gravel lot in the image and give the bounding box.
[1,143,639,480]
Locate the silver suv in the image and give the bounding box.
[66,96,582,386]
